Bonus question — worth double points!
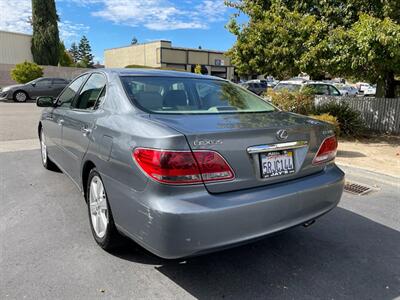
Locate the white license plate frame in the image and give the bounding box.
[260,150,295,178]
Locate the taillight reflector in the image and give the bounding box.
[313,136,338,164]
[133,148,234,185]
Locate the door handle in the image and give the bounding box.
[57,119,64,126]
[81,127,92,135]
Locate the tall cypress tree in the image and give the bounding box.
[31,0,60,66]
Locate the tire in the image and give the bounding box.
[40,128,58,171]
[13,90,28,102]
[87,169,122,251]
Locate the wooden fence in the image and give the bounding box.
[315,96,400,134]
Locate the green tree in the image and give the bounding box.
[328,15,400,97]
[226,0,400,97]
[69,42,80,63]
[59,41,74,66]
[31,0,60,65]
[78,36,94,68]
[11,61,44,83]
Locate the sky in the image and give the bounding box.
[0,0,242,63]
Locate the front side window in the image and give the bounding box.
[35,79,53,87]
[53,79,68,84]
[121,76,276,114]
[309,84,329,95]
[72,73,106,110]
[274,83,301,92]
[57,74,89,108]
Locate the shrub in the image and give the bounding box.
[267,90,315,115]
[314,101,364,136]
[309,113,341,136]
[11,61,43,83]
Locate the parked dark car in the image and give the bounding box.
[241,81,268,96]
[36,69,344,258]
[0,77,70,102]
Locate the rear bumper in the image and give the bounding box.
[109,164,345,259]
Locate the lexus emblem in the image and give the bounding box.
[276,129,288,140]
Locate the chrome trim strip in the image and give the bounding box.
[247,141,309,154]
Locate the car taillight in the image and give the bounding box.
[313,136,338,164]
[133,148,234,185]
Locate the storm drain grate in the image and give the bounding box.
[344,181,375,195]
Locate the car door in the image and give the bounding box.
[45,74,90,167]
[31,78,54,98]
[61,73,107,183]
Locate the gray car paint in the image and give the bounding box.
[38,69,344,258]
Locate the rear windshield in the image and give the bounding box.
[120,76,276,114]
[273,83,301,92]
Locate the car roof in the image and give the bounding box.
[91,68,222,80]
[277,80,303,85]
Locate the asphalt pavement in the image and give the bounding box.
[1,102,399,299]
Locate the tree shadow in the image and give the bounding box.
[114,208,400,299]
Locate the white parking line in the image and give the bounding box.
[0,139,40,153]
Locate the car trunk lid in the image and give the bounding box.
[150,111,332,193]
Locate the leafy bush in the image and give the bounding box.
[267,90,315,115]
[11,61,43,83]
[314,101,364,136]
[309,113,340,136]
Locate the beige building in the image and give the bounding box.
[104,40,235,80]
[0,30,33,64]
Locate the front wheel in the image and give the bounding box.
[87,169,121,251]
[13,91,28,102]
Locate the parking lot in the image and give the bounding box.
[1,102,399,299]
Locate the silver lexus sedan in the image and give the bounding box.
[37,69,344,258]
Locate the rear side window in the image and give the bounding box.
[72,73,106,110]
[120,76,276,114]
[329,85,340,96]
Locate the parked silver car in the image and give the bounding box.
[0,77,69,102]
[335,84,359,97]
[37,69,344,258]
[274,80,341,96]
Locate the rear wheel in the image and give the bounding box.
[87,169,121,251]
[13,90,28,102]
[40,128,58,170]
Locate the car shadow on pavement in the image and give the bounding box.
[337,150,367,158]
[114,207,400,299]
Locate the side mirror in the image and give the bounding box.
[36,96,55,107]
[31,82,36,87]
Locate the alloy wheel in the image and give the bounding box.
[15,92,27,102]
[89,175,109,238]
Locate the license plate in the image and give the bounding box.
[260,150,295,178]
